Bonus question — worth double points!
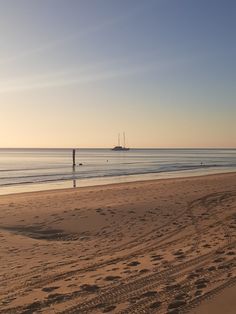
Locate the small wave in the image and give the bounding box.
[0,165,74,172]
[0,163,234,188]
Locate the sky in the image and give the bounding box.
[0,0,235,148]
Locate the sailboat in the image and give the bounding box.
[112,133,130,151]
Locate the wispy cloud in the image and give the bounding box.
[0,18,116,65]
[0,54,194,94]
[0,63,156,93]
[0,1,157,65]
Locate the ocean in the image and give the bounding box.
[0,148,235,195]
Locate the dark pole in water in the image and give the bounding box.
[72,149,76,167]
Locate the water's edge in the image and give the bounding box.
[1,148,235,195]
[0,167,235,196]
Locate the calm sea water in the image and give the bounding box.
[0,148,235,194]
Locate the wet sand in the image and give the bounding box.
[0,172,235,313]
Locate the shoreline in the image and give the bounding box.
[0,172,235,313]
[0,167,236,197]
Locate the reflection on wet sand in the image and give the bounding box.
[72,166,76,188]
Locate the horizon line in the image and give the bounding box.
[0,147,235,150]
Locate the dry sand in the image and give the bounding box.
[0,172,235,314]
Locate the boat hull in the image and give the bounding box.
[111,146,130,151]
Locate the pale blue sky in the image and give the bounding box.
[0,0,235,148]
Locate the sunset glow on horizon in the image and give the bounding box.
[0,0,235,148]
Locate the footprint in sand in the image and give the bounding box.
[127,261,141,267]
[80,284,100,293]
[42,286,60,293]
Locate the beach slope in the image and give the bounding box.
[0,173,235,313]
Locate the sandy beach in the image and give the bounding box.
[0,172,235,314]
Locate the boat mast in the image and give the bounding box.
[123,132,126,148]
[118,133,120,146]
